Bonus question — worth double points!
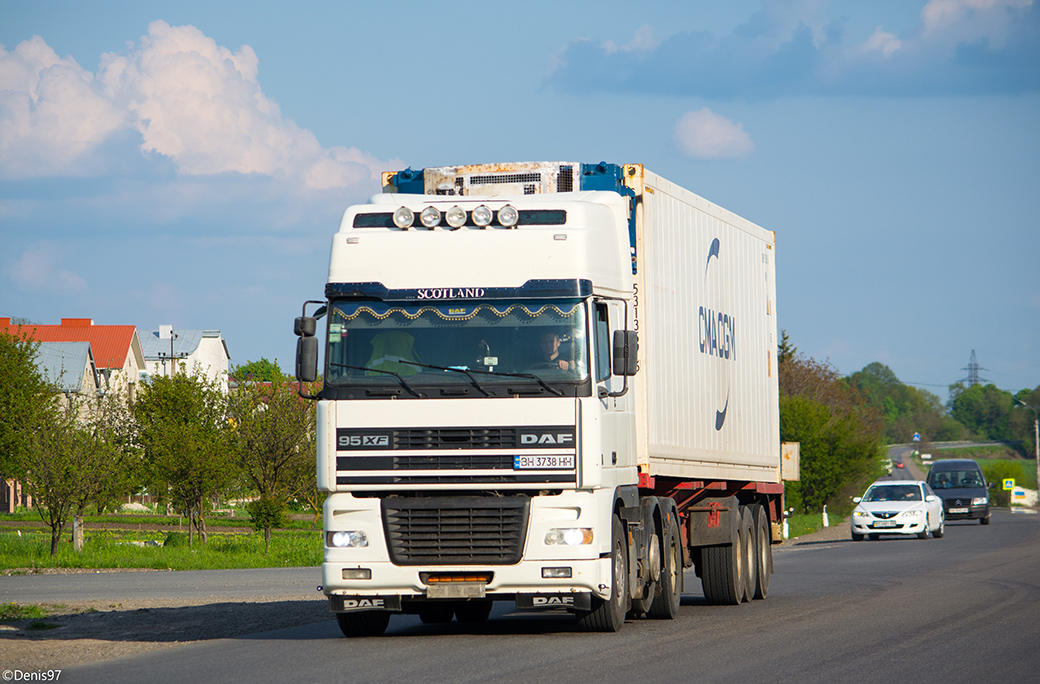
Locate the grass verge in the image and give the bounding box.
[0,529,322,572]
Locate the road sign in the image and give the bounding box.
[913,433,920,442]
[1003,478,1015,491]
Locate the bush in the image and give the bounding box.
[163,531,187,547]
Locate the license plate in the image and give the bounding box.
[427,582,485,599]
[949,507,969,514]
[514,455,575,469]
[873,521,898,528]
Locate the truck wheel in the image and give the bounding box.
[336,611,391,637]
[455,600,493,623]
[700,511,745,605]
[740,506,756,603]
[577,515,627,632]
[647,512,681,619]
[752,504,771,600]
[419,604,455,624]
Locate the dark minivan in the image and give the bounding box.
[925,459,991,524]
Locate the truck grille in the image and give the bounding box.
[393,428,517,450]
[382,496,529,565]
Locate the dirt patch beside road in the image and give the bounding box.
[0,596,330,670]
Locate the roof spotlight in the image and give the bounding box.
[420,206,442,228]
[393,206,414,229]
[445,206,467,229]
[472,205,493,227]
[498,204,519,228]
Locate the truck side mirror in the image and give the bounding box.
[294,316,316,337]
[613,330,638,376]
[296,336,318,383]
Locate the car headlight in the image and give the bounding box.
[327,530,369,548]
[544,528,594,545]
[973,497,988,506]
[853,510,870,518]
[899,509,923,518]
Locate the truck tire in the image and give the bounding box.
[699,510,745,605]
[455,600,493,623]
[752,504,771,600]
[740,506,756,603]
[577,515,627,632]
[336,611,391,637]
[647,512,681,619]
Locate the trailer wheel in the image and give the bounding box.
[647,512,681,619]
[577,515,627,632]
[739,506,756,603]
[336,611,391,638]
[455,600,493,623]
[419,603,455,624]
[752,505,771,600]
[700,512,745,605]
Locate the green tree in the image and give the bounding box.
[0,330,52,479]
[779,348,884,514]
[133,370,234,545]
[228,379,315,552]
[1012,386,1040,457]
[21,394,135,555]
[849,362,968,444]
[949,383,1015,441]
[231,357,285,383]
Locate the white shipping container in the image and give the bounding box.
[630,167,780,483]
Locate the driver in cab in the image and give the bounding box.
[537,332,571,371]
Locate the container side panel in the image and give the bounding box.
[638,173,779,483]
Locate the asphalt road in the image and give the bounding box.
[4,507,1033,684]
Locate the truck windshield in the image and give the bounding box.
[325,298,589,396]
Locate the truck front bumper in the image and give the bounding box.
[321,489,616,611]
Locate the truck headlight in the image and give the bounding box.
[445,206,467,229]
[498,204,519,227]
[545,528,593,545]
[419,206,441,228]
[393,206,414,229]
[327,531,369,548]
[973,497,988,506]
[472,205,493,227]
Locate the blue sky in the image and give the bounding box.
[2,0,1038,398]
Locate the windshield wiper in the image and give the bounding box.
[329,363,424,398]
[399,360,492,397]
[463,367,565,397]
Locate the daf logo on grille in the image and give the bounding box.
[521,433,574,446]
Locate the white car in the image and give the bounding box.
[851,480,945,541]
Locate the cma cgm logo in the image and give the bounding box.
[520,432,574,446]
[700,237,735,431]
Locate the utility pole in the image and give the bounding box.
[1018,401,1039,505]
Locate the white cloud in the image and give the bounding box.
[0,37,127,177]
[0,22,399,189]
[920,0,1033,44]
[860,27,903,57]
[9,241,87,293]
[675,109,754,160]
[603,26,660,55]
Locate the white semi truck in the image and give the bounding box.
[294,161,783,636]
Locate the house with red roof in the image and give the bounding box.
[0,318,146,402]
